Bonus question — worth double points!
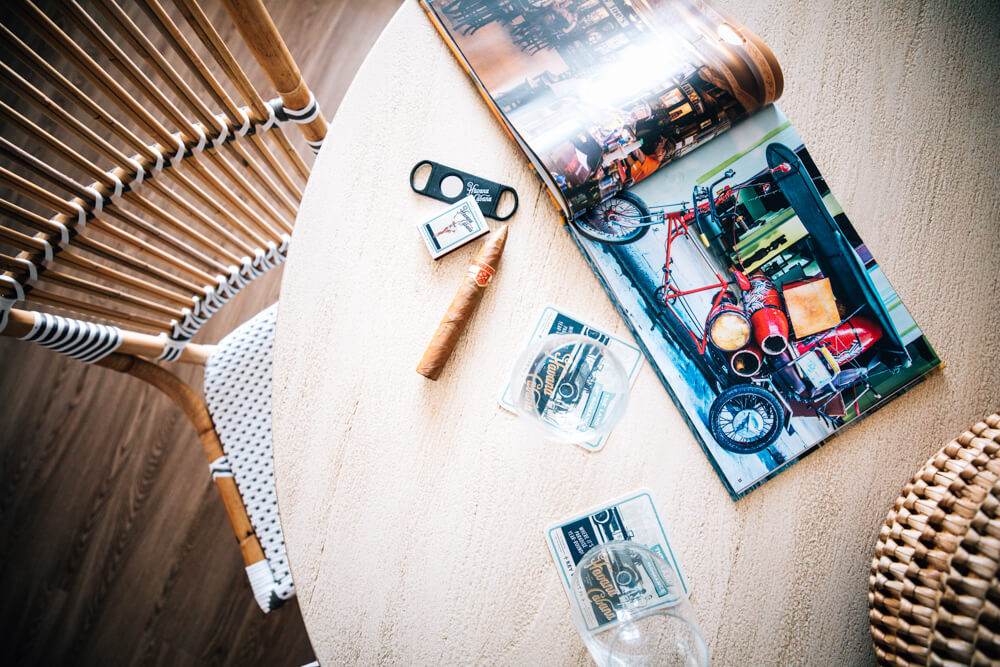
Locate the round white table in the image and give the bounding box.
[272,2,1000,663]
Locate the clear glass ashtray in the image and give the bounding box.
[509,333,629,443]
[570,541,708,667]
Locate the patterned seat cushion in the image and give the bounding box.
[204,304,294,612]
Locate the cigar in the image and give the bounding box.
[416,225,509,380]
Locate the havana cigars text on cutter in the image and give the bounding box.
[410,160,518,221]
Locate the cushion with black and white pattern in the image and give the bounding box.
[204,303,294,612]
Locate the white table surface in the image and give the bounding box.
[272,1,1000,663]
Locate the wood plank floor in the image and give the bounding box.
[0,1,402,664]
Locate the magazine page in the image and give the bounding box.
[568,105,941,498]
[420,0,782,218]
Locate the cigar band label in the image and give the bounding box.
[468,260,496,287]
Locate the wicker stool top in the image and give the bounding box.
[870,413,1000,665]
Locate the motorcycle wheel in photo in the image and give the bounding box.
[571,191,650,245]
[708,384,784,454]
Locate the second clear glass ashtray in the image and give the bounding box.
[570,541,708,667]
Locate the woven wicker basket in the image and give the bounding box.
[869,413,1000,665]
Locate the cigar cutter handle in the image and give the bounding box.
[409,160,518,221]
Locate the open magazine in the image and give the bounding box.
[420,0,940,499]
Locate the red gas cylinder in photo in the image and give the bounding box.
[793,315,883,365]
[739,274,790,356]
[707,291,751,352]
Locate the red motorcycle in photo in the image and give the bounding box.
[570,143,910,454]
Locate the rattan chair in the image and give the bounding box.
[0,0,327,613]
[869,413,1000,664]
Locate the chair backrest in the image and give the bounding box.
[0,0,326,363]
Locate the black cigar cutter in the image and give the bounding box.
[409,160,518,221]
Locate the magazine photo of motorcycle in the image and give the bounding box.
[422,0,942,497]
[569,106,940,496]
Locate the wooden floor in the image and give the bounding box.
[0,1,401,664]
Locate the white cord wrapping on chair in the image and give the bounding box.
[234,107,251,137]
[125,156,146,186]
[0,295,14,335]
[46,108,308,253]
[70,200,87,228]
[148,145,165,174]
[11,257,37,281]
[245,560,282,613]
[155,333,190,363]
[212,114,229,148]
[259,100,280,132]
[171,133,186,165]
[20,312,123,363]
[208,455,233,480]
[261,93,324,154]
[0,275,25,334]
[85,186,104,214]
[190,125,208,155]
[275,90,320,124]
[3,109,303,354]
[49,219,70,245]
[156,235,292,362]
